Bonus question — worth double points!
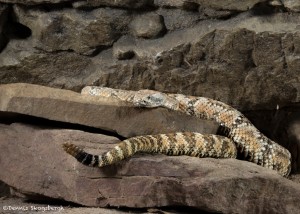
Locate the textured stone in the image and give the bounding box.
[154,0,199,10]
[0,198,132,214]
[0,123,300,213]
[0,83,218,138]
[0,6,299,112]
[282,0,300,12]
[154,0,268,11]
[88,12,300,111]
[0,0,153,8]
[0,0,268,11]
[14,6,131,55]
[157,8,203,31]
[72,0,153,9]
[0,38,93,89]
[1,12,300,110]
[199,6,235,19]
[129,13,166,39]
[112,37,136,60]
[0,0,72,4]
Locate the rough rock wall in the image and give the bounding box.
[0,0,299,110]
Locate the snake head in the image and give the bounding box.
[133,90,166,107]
[133,90,179,109]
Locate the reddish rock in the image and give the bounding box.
[0,123,300,213]
[0,83,218,138]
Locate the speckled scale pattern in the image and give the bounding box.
[63,133,237,167]
[163,94,291,176]
[79,86,291,177]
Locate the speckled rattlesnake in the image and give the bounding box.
[63,132,237,167]
[63,87,291,177]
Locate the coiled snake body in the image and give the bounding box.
[63,87,291,177]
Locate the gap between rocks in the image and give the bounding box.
[0,112,126,140]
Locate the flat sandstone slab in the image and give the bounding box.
[0,83,217,138]
[0,123,300,213]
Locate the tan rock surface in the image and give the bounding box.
[1,123,300,213]
[72,0,153,9]
[282,0,300,11]
[154,0,268,11]
[14,6,131,55]
[0,83,218,138]
[129,13,166,39]
[0,197,132,214]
